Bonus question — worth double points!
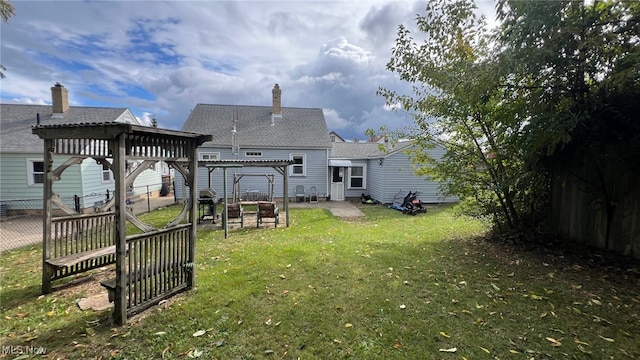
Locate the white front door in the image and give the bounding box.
[330,167,344,201]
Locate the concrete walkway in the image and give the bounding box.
[289,200,365,218]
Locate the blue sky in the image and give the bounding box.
[1,0,496,141]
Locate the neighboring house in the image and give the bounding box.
[329,138,457,204]
[0,83,164,214]
[177,84,332,201]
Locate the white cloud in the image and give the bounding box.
[1,0,496,140]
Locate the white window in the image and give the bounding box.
[27,159,44,185]
[199,152,220,161]
[290,153,306,176]
[102,162,113,183]
[245,151,263,157]
[348,164,366,189]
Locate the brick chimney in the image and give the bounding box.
[272,83,282,117]
[51,83,69,118]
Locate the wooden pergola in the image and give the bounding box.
[32,122,210,325]
[197,160,295,238]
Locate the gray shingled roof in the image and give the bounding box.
[1,104,129,153]
[330,141,413,159]
[181,104,331,149]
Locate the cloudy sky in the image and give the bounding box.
[1,0,496,141]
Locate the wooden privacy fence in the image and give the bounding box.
[549,150,640,259]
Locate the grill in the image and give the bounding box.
[200,189,216,199]
[198,189,218,223]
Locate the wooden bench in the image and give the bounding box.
[45,245,116,269]
[43,212,118,294]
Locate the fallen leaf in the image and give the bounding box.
[393,340,403,349]
[577,344,592,354]
[192,330,206,337]
[187,348,203,358]
[154,331,167,336]
[264,349,275,355]
[265,319,272,326]
[598,335,614,342]
[439,347,457,353]
[345,323,353,328]
[215,340,225,347]
[439,331,450,338]
[574,338,589,346]
[399,304,406,310]
[479,346,490,354]
[545,337,562,346]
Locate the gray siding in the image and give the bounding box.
[379,145,456,204]
[175,147,329,200]
[366,159,386,202]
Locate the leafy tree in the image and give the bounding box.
[375,0,639,234]
[496,0,640,246]
[496,0,640,156]
[373,0,533,229]
[0,0,15,79]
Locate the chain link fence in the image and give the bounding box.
[0,182,176,252]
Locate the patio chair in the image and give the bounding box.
[295,185,305,203]
[222,202,244,228]
[257,201,279,228]
[309,186,318,203]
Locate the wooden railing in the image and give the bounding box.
[123,224,192,315]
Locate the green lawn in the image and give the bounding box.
[1,205,638,359]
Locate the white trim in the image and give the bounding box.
[289,153,306,176]
[348,163,367,189]
[199,152,220,161]
[101,161,113,183]
[26,158,44,186]
[329,159,352,167]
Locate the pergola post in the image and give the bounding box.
[113,133,127,326]
[188,141,198,286]
[41,139,53,294]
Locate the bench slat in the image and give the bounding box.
[45,245,116,269]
